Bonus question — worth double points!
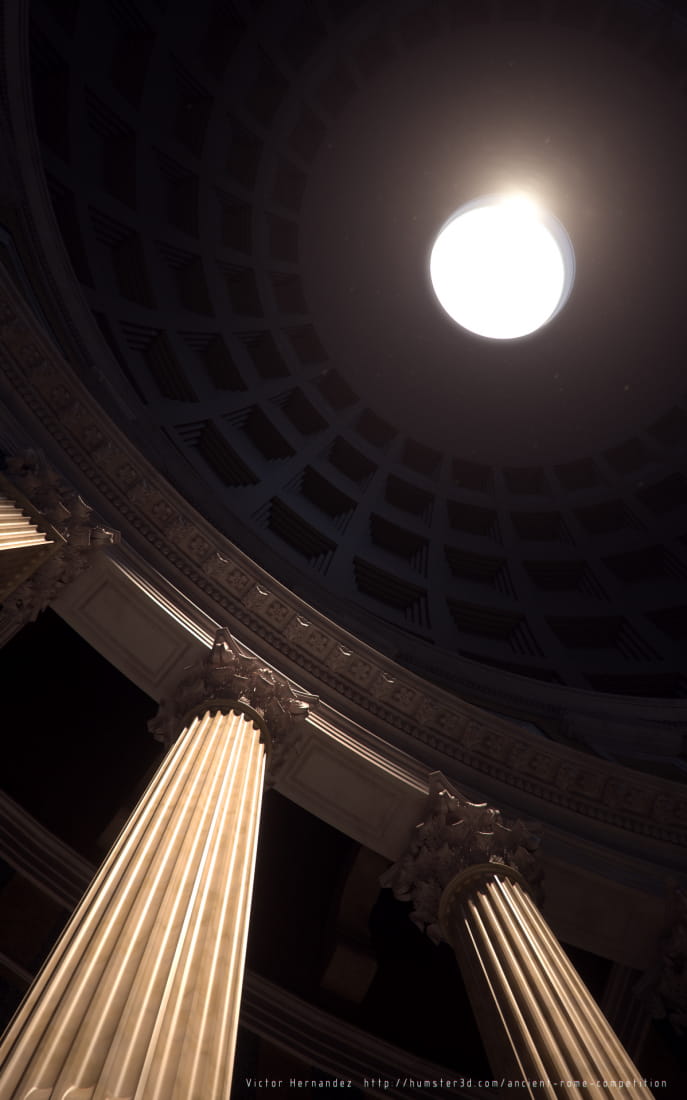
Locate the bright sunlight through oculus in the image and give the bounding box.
[429,195,575,340]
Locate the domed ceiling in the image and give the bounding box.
[28,0,687,697]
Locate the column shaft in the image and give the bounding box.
[0,708,265,1100]
[442,868,654,1099]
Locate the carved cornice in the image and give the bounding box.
[149,626,316,784]
[381,773,542,943]
[1,274,687,850]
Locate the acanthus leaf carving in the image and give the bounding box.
[381,772,543,944]
[148,627,317,786]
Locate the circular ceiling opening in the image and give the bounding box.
[429,195,575,340]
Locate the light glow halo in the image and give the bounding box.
[429,195,575,339]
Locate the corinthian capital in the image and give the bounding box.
[381,772,542,943]
[149,627,317,781]
[0,452,118,632]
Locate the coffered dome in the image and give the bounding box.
[26,0,687,698]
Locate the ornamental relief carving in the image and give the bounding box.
[48,383,76,412]
[0,277,686,846]
[283,615,335,659]
[264,600,293,628]
[324,643,353,672]
[482,730,507,757]
[528,753,557,781]
[461,720,485,749]
[150,498,178,529]
[348,657,375,686]
[243,588,294,630]
[80,424,107,453]
[389,684,418,712]
[415,701,438,727]
[304,629,335,658]
[434,710,461,737]
[381,772,543,944]
[201,552,253,594]
[243,586,294,631]
[23,358,58,386]
[508,741,530,770]
[603,779,652,815]
[149,627,317,786]
[113,462,141,491]
[368,670,397,701]
[652,795,672,824]
[61,403,89,433]
[184,533,212,561]
[555,766,604,799]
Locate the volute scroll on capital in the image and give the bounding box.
[149,627,318,783]
[381,771,543,944]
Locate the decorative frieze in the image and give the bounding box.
[202,551,254,595]
[284,613,337,659]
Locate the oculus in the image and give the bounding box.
[429,195,575,340]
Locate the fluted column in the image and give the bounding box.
[601,964,651,1064]
[441,865,655,1097]
[0,628,314,1100]
[383,774,655,1099]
